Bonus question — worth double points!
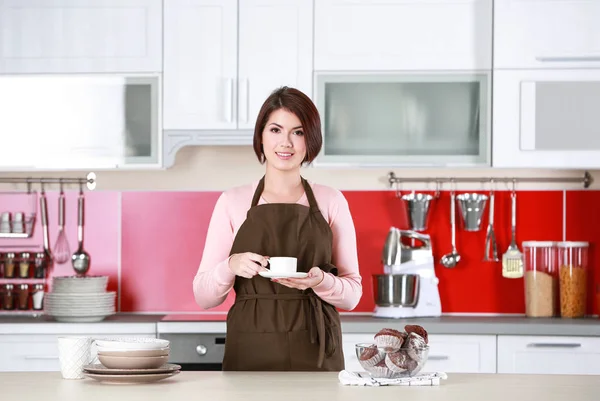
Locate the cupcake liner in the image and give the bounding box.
[374,335,403,351]
[384,352,409,373]
[366,364,399,378]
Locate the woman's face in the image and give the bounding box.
[261,108,307,172]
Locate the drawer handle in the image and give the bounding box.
[536,56,600,63]
[428,355,449,361]
[23,355,59,360]
[526,343,582,349]
[196,345,207,356]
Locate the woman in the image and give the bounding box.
[193,86,362,372]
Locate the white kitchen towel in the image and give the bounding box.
[338,370,448,387]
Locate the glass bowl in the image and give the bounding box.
[355,343,429,378]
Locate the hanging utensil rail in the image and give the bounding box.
[0,172,96,191]
[387,171,592,189]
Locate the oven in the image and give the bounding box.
[158,333,225,371]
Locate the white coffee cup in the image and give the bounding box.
[268,257,297,274]
[57,336,92,379]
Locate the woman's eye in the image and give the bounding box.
[270,128,280,133]
[294,130,304,136]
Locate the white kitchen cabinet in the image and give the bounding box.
[0,74,161,171]
[494,0,600,70]
[314,0,492,71]
[424,334,496,374]
[163,0,313,133]
[493,69,600,169]
[163,0,238,131]
[497,335,600,375]
[0,333,156,372]
[342,333,497,374]
[0,0,162,74]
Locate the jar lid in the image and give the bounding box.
[20,252,30,258]
[557,241,589,248]
[522,241,557,247]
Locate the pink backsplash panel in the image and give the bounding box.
[120,192,235,312]
[0,191,120,293]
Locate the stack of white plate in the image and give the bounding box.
[83,338,179,384]
[45,276,115,323]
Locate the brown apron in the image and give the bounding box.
[222,176,345,371]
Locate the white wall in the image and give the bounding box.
[0,145,596,192]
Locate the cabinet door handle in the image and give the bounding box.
[23,355,59,360]
[224,78,234,123]
[536,56,600,63]
[239,78,249,124]
[428,355,450,361]
[526,343,582,349]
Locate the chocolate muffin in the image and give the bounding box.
[405,324,429,344]
[404,332,428,361]
[374,328,406,351]
[359,344,384,367]
[384,350,410,373]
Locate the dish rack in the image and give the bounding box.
[0,174,96,317]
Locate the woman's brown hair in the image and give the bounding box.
[253,86,322,164]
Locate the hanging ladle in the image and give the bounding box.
[441,187,461,268]
[72,183,90,276]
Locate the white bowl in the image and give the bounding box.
[95,337,170,351]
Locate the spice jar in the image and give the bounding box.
[19,252,31,278]
[34,253,48,279]
[4,252,16,278]
[0,252,4,278]
[523,241,558,318]
[558,241,589,318]
[3,284,15,310]
[32,284,45,311]
[18,284,29,310]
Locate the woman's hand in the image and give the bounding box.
[274,267,325,290]
[228,252,269,279]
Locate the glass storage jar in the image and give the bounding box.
[558,241,589,318]
[523,241,558,318]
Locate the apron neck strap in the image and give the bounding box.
[251,176,265,207]
[250,176,319,209]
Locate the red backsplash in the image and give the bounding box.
[119,189,599,316]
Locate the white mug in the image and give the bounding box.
[57,336,92,379]
[268,257,297,274]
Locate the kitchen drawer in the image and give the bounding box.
[341,333,497,374]
[0,333,156,372]
[425,334,496,373]
[497,335,600,375]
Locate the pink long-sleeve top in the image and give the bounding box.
[193,179,363,311]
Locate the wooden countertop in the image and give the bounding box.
[1,371,598,401]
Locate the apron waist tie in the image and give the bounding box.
[235,292,329,368]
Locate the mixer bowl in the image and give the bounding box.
[373,274,420,307]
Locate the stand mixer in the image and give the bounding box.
[373,228,442,318]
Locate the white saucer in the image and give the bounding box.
[259,271,308,279]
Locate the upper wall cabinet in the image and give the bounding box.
[494,0,600,69]
[0,0,162,74]
[492,69,600,169]
[163,0,313,132]
[314,0,492,71]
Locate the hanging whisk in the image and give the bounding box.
[53,180,71,264]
